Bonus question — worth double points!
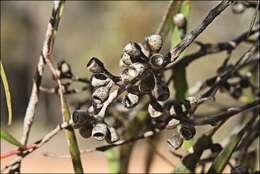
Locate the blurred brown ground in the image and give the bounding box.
[1,1,259,173]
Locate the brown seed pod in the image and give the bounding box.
[123,42,142,58]
[231,165,249,174]
[92,123,108,141]
[150,53,164,69]
[57,60,73,78]
[87,57,105,73]
[152,79,170,101]
[166,118,180,129]
[231,3,245,14]
[90,73,110,88]
[119,52,133,67]
[167,134,183,150]
[92,86,110,104]
[122,93,139,108]
[179,123,196,140]
[106,127,120,143]
[120,63,144,83]
[173,13,186,28]
[148,101,163,118]
[139,73,155,93]
[145,34,163,53]
[79,124,93,139]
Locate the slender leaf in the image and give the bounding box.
[171,1,191,152]
[0,128,22,147]
[61,96,84,173]
[106,148,120,173]
[207,127,247,173]
[0,62,13,125]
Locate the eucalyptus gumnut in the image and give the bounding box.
[57,60,73,78]
[152,79,170,101]
[87,57,105,73]
[148,101,163,118]
[122,93,139,108]
[90,73,111,88]
[120,62,144,83]
[179,123,196,140]
[106,127,120,143]
[150,53,164,69]
[92,122,108,141]
[139,73,155,93]
[167,134,183,150]
[145,34,163,53]
[92,86,110,104]
[173,13,186,28]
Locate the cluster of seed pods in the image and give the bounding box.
[71,34,197,148]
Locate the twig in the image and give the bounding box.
[1,121,71,173]
[169,0,231,62]
[9,1,65,173]
[192,99,260,125]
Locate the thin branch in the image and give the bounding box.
[192,99,260,125]
[169,0,231,62]
[1,121,71,173]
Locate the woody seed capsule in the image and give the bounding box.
[120,63,144,83]
[90,73,110,87]
[166,118,180,129]
[145,34,163,53]
[173,13,186,28]
[92,123,108,141]
[57,60,73,78]
[79,125,93,139]
[92,86,110,104]
[87,57,105,73]
[122,93,139,108]
[106,127,120,143]
[120,52,133,67]
[139,73,155,93]
[167,134,183,150]
[150,53,164,69]
[72,110,90,128]
[123,42,142,58]
[152,80,170,101]
[180,123,196,140]
[148,101,163,118]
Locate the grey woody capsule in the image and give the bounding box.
[231,3,245,14]
[120,52,133,67]
[123,42,142,58]
[72,110,89,128]
[173,13,186,28]
[169,105,176,116]
[148,101,163,118]
[122,93,139,108]
[180,123,196,140]
[138,42,150,58]
[92,86,110,104]
[106,127,120,143]
[231,165,249,174]
[150,53,164,69]
[90,73,110,88]
[87,57,105,73]
[120,63,144,83]
[152,81,170,101]
[139,73,155,93]
[145,34,163,53]
[57,60,73,78]
[167,134,183,150]
[79,124,93,139]
[166,118,180,129]
[92,123,108,141]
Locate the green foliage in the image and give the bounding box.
[0,128,23,147]
[61,97,84,173]
[207,127,246,173]
[1,62,13,125]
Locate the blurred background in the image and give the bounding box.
[1,1,258,173]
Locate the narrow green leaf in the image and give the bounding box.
[106,148,120,173]
[207,128,246,173]
[0,128,23,147]
[171,1,191,152]
[61,96,84,173]
[0,62,13,125]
